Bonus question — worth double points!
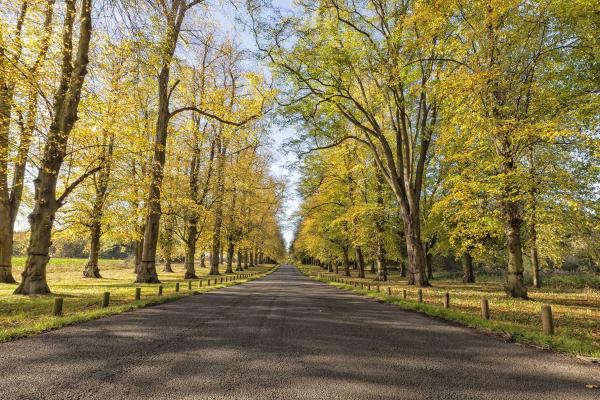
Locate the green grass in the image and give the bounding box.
[299,265,600,358]
[0,258,276,343]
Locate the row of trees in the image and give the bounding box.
[0,0,286,295]
[251,0,599,298]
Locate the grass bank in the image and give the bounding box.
[0,258,276,343]
[299,265,600,358]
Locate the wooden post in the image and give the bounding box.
[444,292,450,309]
[541,305,554,335]
[135,287,141,300]
[188,280,192,290]
[175,283,180,292]
[387,287,392,296]
[53,298,63,316]
[199,280,203,288]
[417,289,423,303]
[102,292,110,308]
[481,298,490,319]
[158,285,163,296]
[403,289,407,299]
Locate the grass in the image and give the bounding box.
[299,265,600,358]
[0,258,276,343]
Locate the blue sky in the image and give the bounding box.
[215,0,299,247]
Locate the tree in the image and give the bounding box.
[14,0,94,295]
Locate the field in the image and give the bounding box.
[300,265,600,358]
[0,258,274,342]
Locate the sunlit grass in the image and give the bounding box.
[300,265,600,357]
[0,258,274,342]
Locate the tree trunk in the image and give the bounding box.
[461,252,475,283]
[183,218,198,279]
[200,252,206,268]
[236,250,243,271]
[354,247,364,278]
[354,247,365,278]
[136,62,170,284]
[243,249,248,269]
[83,221,102,278]
[376,254,387,282]
[503,200,528,298]
[425,250,433,281]
[531,240,540,289]
[338,247,347,276]
[225,237,234,274]
[404,216,429,287]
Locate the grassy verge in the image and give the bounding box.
[299,265,600,358]
[0,259,277,343]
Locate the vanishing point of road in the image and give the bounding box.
[0,265,598,399]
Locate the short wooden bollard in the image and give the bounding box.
[175,283,180,292]
[53,298,63,316]
[188,280,192,290]
[198,280,203,288]
[481,298,490,319]
[387,287,392,296]
[135,287,141,300]
[158,285,163,296]
[102,292,110,308]
[417,289,423,303]
[208,279,211,286]
[220,278,223,284]
[541,305,554,335]
[444,292,450,309]
[403,289,407,299]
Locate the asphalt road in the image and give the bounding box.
[0,265,598,399]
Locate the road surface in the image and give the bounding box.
[0,265,598,399]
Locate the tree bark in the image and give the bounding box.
[225,237,234,274]
[83,221,102,278]
[461,252,475,283]
[342,247,352,276]
[184,218,198,279]
[503,199,528,298]
[236,250,243,271]
[353,247,364,278]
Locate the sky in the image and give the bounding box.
[214,0,300,247]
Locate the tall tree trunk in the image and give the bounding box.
[503,199,528,298]
[530,226,540,289]
[83,221,102,278]
[236,250,243,271]
[184,218,198,279]
[243,249,248,269]
[225,237,234,274]
[461,252,475,283]
[376,249,387,282]
[403,215,429,287]
[14,0,93,295]
[200,252,206,268]
[209,138,225,276]
[425,244,433,281]
[342,247,352,276]
[354,247,364,278]
[83,133,113,278]
[161,215,175,273]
